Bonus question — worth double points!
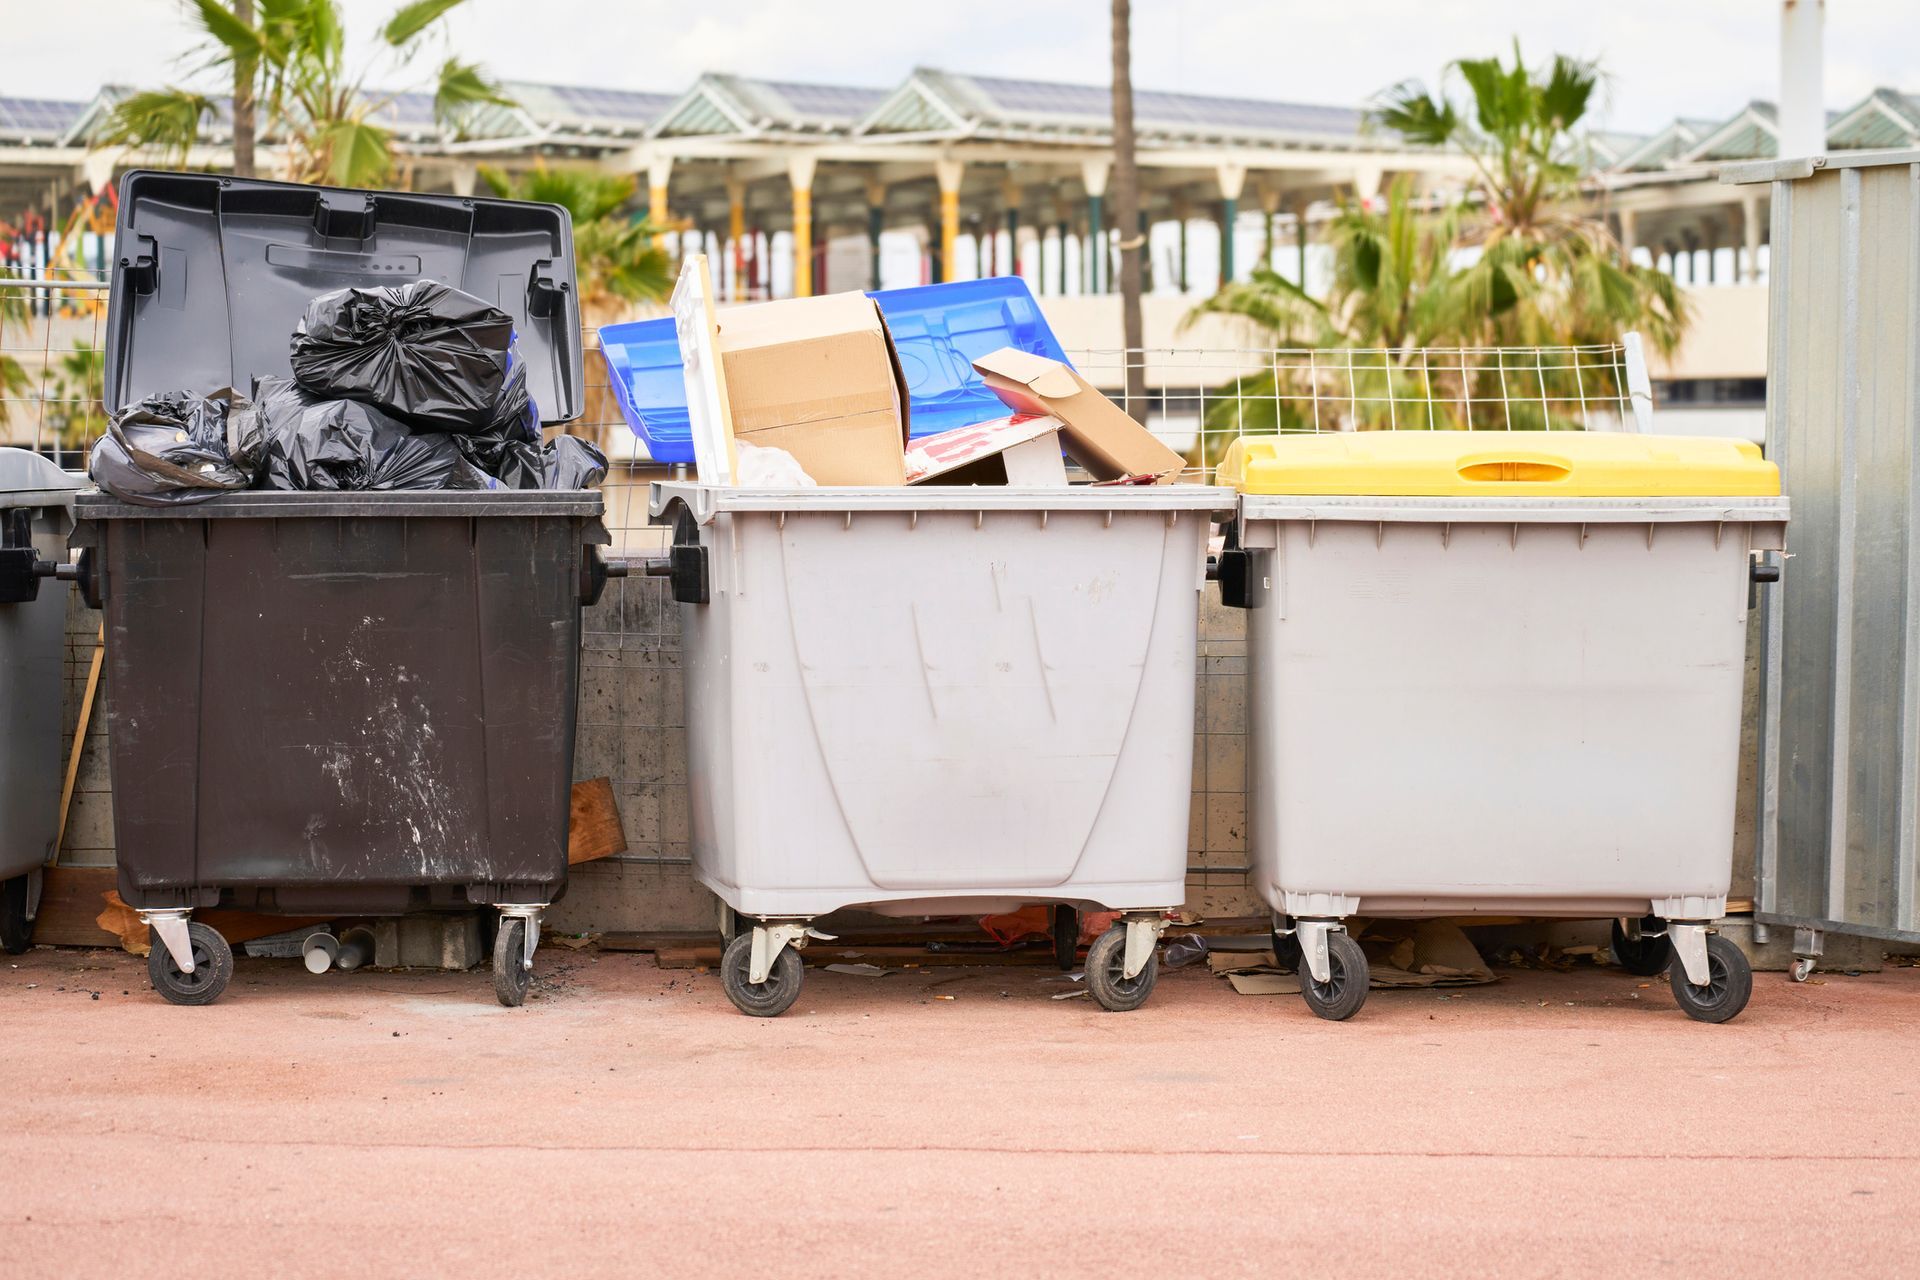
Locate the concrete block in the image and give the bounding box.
[369,914,484,970]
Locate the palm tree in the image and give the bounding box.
[1109,0,1147,422]
[1185,177,1471,445]
[101,0,510,188]
[478,167,672,322]
[1374,42,1686,354]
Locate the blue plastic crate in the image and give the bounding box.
[597,276,1071,464]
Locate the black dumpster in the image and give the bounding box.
[77,170,607,1006]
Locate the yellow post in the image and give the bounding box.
[646,154,673,250]
[727,180,746,302]
[935,157,965,284]
[788,154,818,299]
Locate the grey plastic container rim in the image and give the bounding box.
[1239,494,1791,525]
[75,488,606,523]
[650,483,1236,525]
[0,450,84,512]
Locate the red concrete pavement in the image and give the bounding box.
[4,947,1917,1277]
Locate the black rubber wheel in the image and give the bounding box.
[1052,905,1079,971]
[1670,933,1752,1025]
[1611,919,1674,977]
[147,921,233,1007]
[493,918,532,1007]
[721,931,803,1018]
[1300,931,1369,1022]
[1270,928,1303,973]
[0,873,33,955]
[1084,926,1158,1012]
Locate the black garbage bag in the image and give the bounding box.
[543,434,608,490]
[289,280,513,433]
[452,353,544,489]
[89,387,259,507]
[251,377,489,492]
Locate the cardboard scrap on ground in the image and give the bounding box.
[972,347,1187,481]
[1213,921,1497,994]
[568,776,627,865]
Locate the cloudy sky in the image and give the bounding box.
[9,0,1918,134]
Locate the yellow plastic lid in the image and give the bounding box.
[1220,431,1780,497]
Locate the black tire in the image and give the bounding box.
[1670,933,1752,1025]
[1300,930,1369,1022]
[147,921,233,1007]
[1270,928,1303,973]
[1052,904,1079,971]
[721,931,803,1018]
[0,873,32,955]
[1084,926,1158,1012]
[1611,918,1673,977]
[494,918,532,1007]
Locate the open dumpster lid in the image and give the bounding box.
[1221,431,1782,498]
[102,170,584,424]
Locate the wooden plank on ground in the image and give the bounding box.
[31,866,120,947]
[568,777,627,865]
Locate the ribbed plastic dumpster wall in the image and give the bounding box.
[1727,150,1920,945]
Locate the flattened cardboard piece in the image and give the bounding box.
[711,291,909,486]
[1211,921,1497,993]
[905,414,1069,486]
[971,347,1186,481]
[671,254,736,484]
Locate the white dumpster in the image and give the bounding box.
[1221,431,1787,1023]
[651,482,1229,1015]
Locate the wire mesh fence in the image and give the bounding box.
[1069,340,1650,483]
[0,271,112,465]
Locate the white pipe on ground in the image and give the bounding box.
[1779,0,1826,159]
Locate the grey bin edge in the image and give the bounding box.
[0,450,84,953]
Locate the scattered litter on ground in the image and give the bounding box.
[824,963,892,977]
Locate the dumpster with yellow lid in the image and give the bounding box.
[1219,430,1788,1024]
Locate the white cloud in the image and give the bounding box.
[6,0,1916,135]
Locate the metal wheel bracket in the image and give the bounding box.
[1668,922,1712,988]
[24,867,42,923]
[142,909,196,974]
[1792,926,1825,960]
[1122,917,1168,980]
[1294,920,1337,985]
[749,922,823,985]
[496,903,545,972]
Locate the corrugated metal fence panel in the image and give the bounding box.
[1754,155,1920,943]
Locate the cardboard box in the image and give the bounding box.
[905,414,1069,486]
[713,291,910,485]
[971,347,1186,481]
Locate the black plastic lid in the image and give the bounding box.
[103,170,583,424]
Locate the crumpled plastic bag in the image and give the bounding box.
[735,443,816,487]
[289,280,513,433]
[251,377,489,492]
[89,387,259,506]
[452,355,545,488]
[542,434,607,490]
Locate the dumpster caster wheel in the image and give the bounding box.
[1610,919,1673,977]
[1670,934,1752,1024]
[722,931,802,1018]
[493,919,532,1008]
[718,903,744,946]
[0,873,32,955]
[148,922,232,1007]
[1270,928,1303,973]
[1084,926,1157,1012]
[1052,905,1079,971]
[1301,931,1369,1022]
[1789,957,1817,983]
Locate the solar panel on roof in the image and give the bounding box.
[0,97,88,136]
